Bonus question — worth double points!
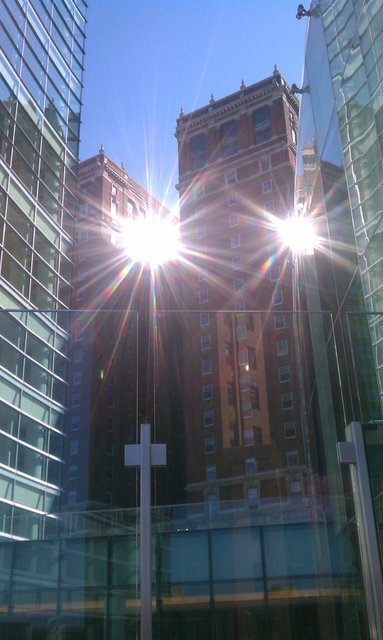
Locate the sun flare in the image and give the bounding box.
[276,214,318,256]
[122,214,180,269]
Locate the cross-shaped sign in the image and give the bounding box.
[125,423,166,640]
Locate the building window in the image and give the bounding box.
[69,464,78,480]
[192,183,205,200]
[195,206,204,218]
[262,179,273,193]
[277,339,288,356]
[226,170,237,185]
[202,358,212,375]
[261,157,271,171]
[71,416,80,431]
[241,401,252,418]
[281,392,293,410]
[253,106,272,143]
[232,256,243,270]
[290,479,302,494]
[235,301,246,311]
[247,486,259,503]
[74,327,83,341]
[240,375,250,392]
[198,271,207,282]
[203,409,214,427]
[236,324,247,341]
[221,120,238,157]
[111,185,117,197]
[207,493,218,509]
[248,347,256,369]
[264,199,274,212]
[245,458,256,474]
[245,314,254,331]
[273,288,283,305]
[199,289,209,304]
[200,312,210,327]
[79,249,87,262]
[203,383,213,400]
[206,465,216,481]
[279,365,290,383]
[243,428,255,446]
[229,213,238,227]
[238,348,248,367]
[107,441,114,456]
[73,371,82,385]
[73,348,83,363]
[227,381,235,405]
[205,436,215,454]
[228,193,237,206]
[251,385,260,410]
[287,450,299,467]
[284,420,296,439]
[274,313,285,330]
[67,490,77,505]
[196,226,206,239]
[190,134,206,170]
[201,334,211,351]
[270,265,280,281]
[77,289,85,301]
[70,439,79,455]
[254,427,262,444]
[230,234,241,249]
[239,347,256,369]
[72,393,81,408]
[106,467,113,480]
[234,277,244,291]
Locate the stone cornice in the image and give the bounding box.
[78,155,167,213]
[175,75,298,140]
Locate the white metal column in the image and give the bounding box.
[337,421,383,640]
[125,423,166,640]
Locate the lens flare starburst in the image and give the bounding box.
[122,214,180,269]
[276,214,318,256]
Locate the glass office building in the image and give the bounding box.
[296,1,383,638]
[0,0,87,538]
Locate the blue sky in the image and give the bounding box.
[80,1,307,210]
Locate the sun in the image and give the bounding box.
[275,214,318,256]
[122,214,180,269]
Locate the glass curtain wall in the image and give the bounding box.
[0,306,374,640]
[296,1,383,636]
[0,0,87,538]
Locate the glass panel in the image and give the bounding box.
[61,538,108,587]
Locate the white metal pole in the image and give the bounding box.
[140,422,152,640]
[337,422,383,640]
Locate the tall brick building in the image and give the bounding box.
[63,148,185,509]
[175,69,312,505]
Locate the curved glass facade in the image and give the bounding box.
[296,2,383,638]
